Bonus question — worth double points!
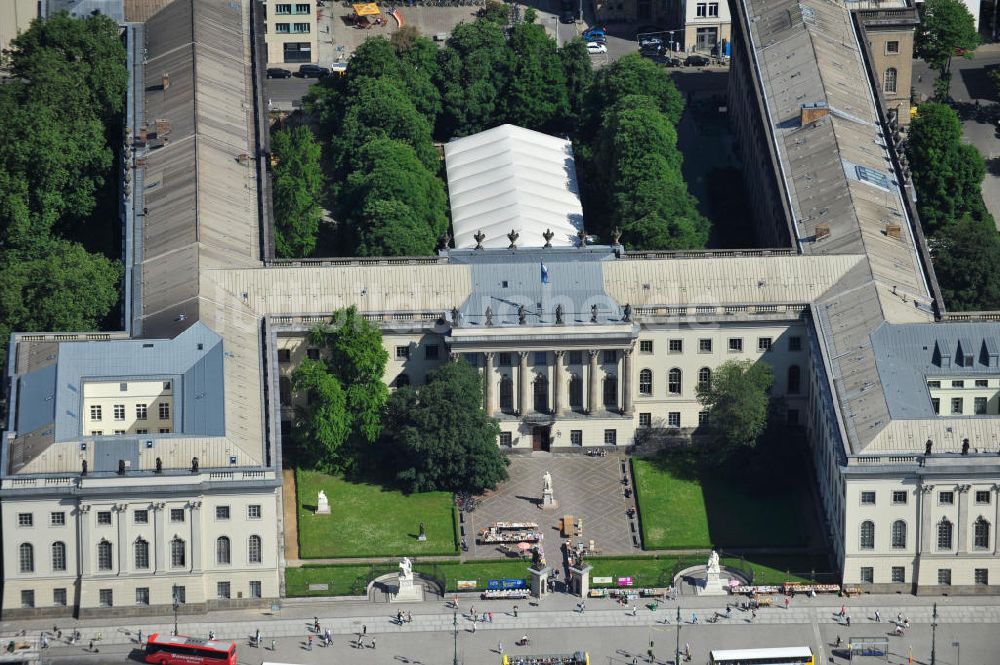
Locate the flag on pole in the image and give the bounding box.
[540,262,550,284]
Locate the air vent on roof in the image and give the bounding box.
[855,165,890,189]
[143,343,154,348]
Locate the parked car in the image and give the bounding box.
[297,64,330,78]
[560,9,576,23]
[266,67,292,79]
[685,54,710,67]
[650,55,681,67]
[587,42,608,54]
[639,35,664,48]
[582,27,606,42]
[640,44,665,57]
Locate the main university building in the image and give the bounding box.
[1,0,999,619]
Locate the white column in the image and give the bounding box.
[622,346,634,416]
[190,500,203,573]
[518,352,529,415]
[116,503,129,576]
[919,484,934,553]
[588,350,600,414]
[153,503,166,574]
[553,351,565,417]
[78,504,92,576]
[483,352,495,416]
[957,485,970,553]
[994,484,1000,555]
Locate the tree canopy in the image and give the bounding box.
[271,126,325,258]
[915,0,979,95]
[932,215,1000,311]
[291,358,351,471]
[437,19,513,137]
[503,22,569,132]
[586,54,684,130]
[697,359,774,452]
[382,359,507,493]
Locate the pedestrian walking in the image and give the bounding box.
[498,640,504,654]
[89,640,96,653]
[371,638,376,649]
[692,612,698,624]
[874,610,881,622]
[631,605,638,616]
[470,605,476,620]
[488,611,493,623]
[897,612,903,624]
[840,605,846,618]
[307,635,313,651]
[137,629,143,644]
[363,624,367,635]
[581,601,586,613]
[513,605,519,618]
[784,597,790,610]
[751,610,756,622]
[324,628,332,646]
[254,628,260,647]
[632,657,638,665]
[407,611,413,623]
[472,622,477,634]
[453,595,459,609]
[685,642,691,659]
[846,615,851,627]
[271,639,276,651]
[40,635,48,650]
[208,631,215,641]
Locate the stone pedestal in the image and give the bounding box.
[316,491,330,515]
[529,566,552,600]
[390,576,424,603]
[542,489,558,510]
[696,568,726,596]
[569,564,592,598]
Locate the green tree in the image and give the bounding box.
[586,54,684,131]
[503,22,569,131]
[915,0,979,98]
[382,359,507,493]
[345,33,442,127]
[271,126,325,257]
[0,240,121,358]
[478,1,510,24]
[559,39,594,131]
[697,359,774,451]
[436,20,512,136]
[906,102,987,231]
[355,199,437,256]
[932,215,1000,310]
[290,358,351,471]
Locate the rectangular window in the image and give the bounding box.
[569,351,582,365]
[570,430,583,446]
[639,413,651,427]
[91,430,103,436]
[696,2,707,16]
[99,589,113,607]
[136,429,148,434]
[216,506,230,520]
[728,338,743,353]
[668,339,682,353]
[275,3,292,13]
[114,429,125,435]
[698,411,709,425]
[927,380,941,388]
[937,569,952,585]
[932,398,940,414]
[17,513,33,527]
[976,379,989,387]
[602,350,618,364]
[497,352,511,366]
[499,432,512,447]
[90,405,102,421]
[250,581,263,598]
[292,22,310,32]
[134,404,147,421]
[170,508,186,522]
[295,2,310,12]
[425,345,439,360]
[789,336,802,351]
[53,588,67,606]
[860,567,874,583]
[975,568,989,585]
[604,429,617,445]
[217,582,231,599]
[640,340,653,353]
[892,491,908,505]
[708,2,719,16]
[757,337,772,351]
[159,403,170,420]
[534,351,547,365]
[248,505,262,520]
[952,380,965,388]
[172,585,186,604]
[464,353,479,367]
[278,349,291,363]
[667,412,681,428]
[275,22,290,33]
[699,338,712,353]
[306,348,320,360]
[21,590,34,609]
[119,382,128,392]
[395,346,410,359]
[97,511,112,526]
[159,428,171,434]
[975,396,988,414]
[50,512,65,527]
[951,398,963,414]
[976,490,991,504]
[860,491,876,505]
[885,40,899,53]
[939,491,954,505]
[113,404,125,421]
[136,587,150,605]
[891,567,905,583]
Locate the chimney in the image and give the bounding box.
[815,223,830,240]
[162,72,170,90]
[885,223,901,240]
[800,102,829,126]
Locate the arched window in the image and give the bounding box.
[860,520,875,549]
[974,518,990,549]
[97,540,113,571]
[698,367,712,391]
[533,375,549,412]
[884,67,897,94]
[499,376,514,412]
[937,519,953,550]
[171,538,186,568]
[639,369,653,396]
[668,368,682,395]
[135,538,150,569]
[891,520,907,549]
[19,543,34,573]
[569,375,583,409]
[788,365,801,394]
[248,535,263,564]
[395,373,410,388]
[603,376,618,408]
[51,541,66,572]
[216,536,231,565]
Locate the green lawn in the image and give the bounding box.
[632,450,814,549]
[285,560,533,596]
[295,470,458,558]
[587,554,831,588]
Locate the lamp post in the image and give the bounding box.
[951,641,960,665]
[675,606,681,664]
[172,599,179,636]
[453,611,459,665]
[930,602,938,665]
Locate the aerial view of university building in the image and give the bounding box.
[1,0,999,662]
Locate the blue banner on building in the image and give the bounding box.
[487,578,528,590]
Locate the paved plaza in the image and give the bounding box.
[20,592,1000,664]
[463,454,639,560]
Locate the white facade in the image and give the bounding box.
[260,0,318,64]
[683,0,731,53]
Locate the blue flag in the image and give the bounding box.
[540,262,550,284]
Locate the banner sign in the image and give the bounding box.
[617,577,634,587]
[488,578,528,590]
[457,580,478,590]
[592,576,613,585]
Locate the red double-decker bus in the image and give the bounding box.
[144,633,236,665]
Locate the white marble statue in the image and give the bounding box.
[543,470,553,494]
[707,550,720,574]
[316,490,330,514]
[399,556,413,581]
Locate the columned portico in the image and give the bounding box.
[588,350,600,414]
[553,351,565,416]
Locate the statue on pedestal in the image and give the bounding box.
[399,556,413,581]
[316,490,330,515]
[418,521,426,541]
[542,470,556,508]
[707,550,720,575]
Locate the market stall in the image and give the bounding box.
[478,521,543,544]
